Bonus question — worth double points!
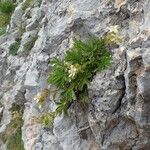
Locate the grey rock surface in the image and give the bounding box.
[0,0,150,149]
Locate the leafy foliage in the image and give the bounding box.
[0,103,24,150]
[7,127,24,150]
[40,112,56,127]
[10,103,24,113]
[0,12,10,27]
[0,27,6,36]
[9,41,20,56]
[0,0,16,36]
[0,0,15,14]
[22,0,33,11]
[32,26,122,127]
[48,37,112,115]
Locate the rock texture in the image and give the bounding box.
[0,0,150,149]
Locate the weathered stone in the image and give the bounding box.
[0,0,150,149]
[10,5,24,29]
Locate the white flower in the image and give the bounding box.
[107,25,119,34]
[34,89,50,104]
[68,65,78,78]
[34,93,42,103]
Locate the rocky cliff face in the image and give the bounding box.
[0,0,150,149]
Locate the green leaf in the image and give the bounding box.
[97,52,112,70]
[62,89,76,101]
[47,36,112,116]
[0,0,15,14]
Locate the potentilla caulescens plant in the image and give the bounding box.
[34,25,122,127]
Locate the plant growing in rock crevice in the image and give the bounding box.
[9,41,21,55]
[0,0,15,14]
[0,12,10,25]
[34,25,122,127]
[0,0,16,36]
[0,103,24,150]
[40,112,56,128]
[0,27,6,36]
[18,23,26,37]
[22,0,33,11]
[47,37,112,115]
[23,35,38,51]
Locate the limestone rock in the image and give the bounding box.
[0,0,150,149]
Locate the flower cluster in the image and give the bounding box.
[68,64,78,78]
[64,61,81,79]
[107,25,119,34]
[34,89,50,108]
[12,111,21,119]
[106,25,122,45]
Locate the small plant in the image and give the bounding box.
[0,103,24,150]
[34,26,122,125]
[22,0,33,11]
[105,25,122,44]
[40,112,56,127]
[18,24,26,37]
[48,39,113,115]
[0,0,16,36]
[0,27,6,36]
[34,89,50,108]
[0,0,15,14]
[23,36,38,51]
[10,103,24,113]
[0,13,10,27]
[7,105,24,150]
[0,13,10,36]
[9,41,20,56]
[7,127,24,150]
